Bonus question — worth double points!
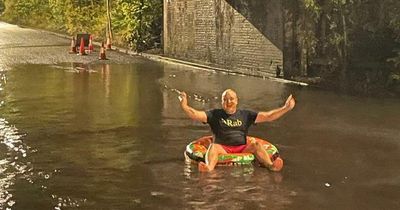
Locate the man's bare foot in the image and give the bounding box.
[268,157,284,172]
[198,162,212,172]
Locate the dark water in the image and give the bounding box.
[0,61,399,209]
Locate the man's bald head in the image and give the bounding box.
[221,89,237,99]
[221,89,238,114]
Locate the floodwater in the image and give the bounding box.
[0,61,399,210]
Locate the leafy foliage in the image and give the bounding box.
[0,0,4,14]
[112,0,162,51]
[292,0,400,94]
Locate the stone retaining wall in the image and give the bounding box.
[163,0,283,77]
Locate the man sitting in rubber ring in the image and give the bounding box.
[178,89,295,172]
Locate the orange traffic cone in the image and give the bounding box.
[106,37,112,50]
[68,37,77,54]
[88,35,94,53]
[79,37,87,55]
[98,42,107,60]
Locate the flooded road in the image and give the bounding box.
[1,21,400,209]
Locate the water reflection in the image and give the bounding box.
[0,118,30,209]
[180,161,291,210]
[101,64,111,98]
[0,70,21,209]
[1,63,167,208]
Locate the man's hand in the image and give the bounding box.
[179,91,188,106]
[284,94,296,110]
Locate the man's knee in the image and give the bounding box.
[249,140,261,148]
[251,141,267,153]
[209,143,226,154]
[244,141,258,153]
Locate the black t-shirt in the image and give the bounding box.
[206,109,258,146]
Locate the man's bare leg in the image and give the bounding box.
[243,140,277,170]
[198,143,227,172]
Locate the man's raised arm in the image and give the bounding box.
[179,92,207,123]
[255,94,296,123]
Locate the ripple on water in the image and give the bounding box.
[0,119,47,208]
[51,194,88,209]
[0,118,27,209]
[1,117,92,209]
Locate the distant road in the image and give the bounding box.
[0,21,140,70]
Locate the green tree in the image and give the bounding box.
[112,0,162,51]
[286,0,400,94]
[0,0,5,14]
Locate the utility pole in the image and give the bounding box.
[106,0,113,40]
[137,0,144,52]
